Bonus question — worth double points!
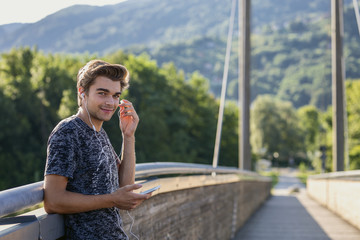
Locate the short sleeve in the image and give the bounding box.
[45,125,76,179]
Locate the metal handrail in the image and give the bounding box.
[0,162,265,218]
[135,162,260,178]
[308,169,360,179]
[0,181,44,218]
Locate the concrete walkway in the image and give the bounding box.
[233,169,360,240]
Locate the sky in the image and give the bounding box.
[0,0,127,25]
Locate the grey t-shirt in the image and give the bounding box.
[45,115,128,240]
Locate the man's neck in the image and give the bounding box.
[77,108,102,132]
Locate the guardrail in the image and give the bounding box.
[135,162,262,177]
[307,169,360,180]
[0,182,44,218]
[0,162,271,240]
[307,170,360,230]
[0,162,267,218]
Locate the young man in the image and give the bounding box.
[44,60,150,239]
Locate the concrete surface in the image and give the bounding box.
[233,168,360,240]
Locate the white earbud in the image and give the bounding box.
[81,93,85,99]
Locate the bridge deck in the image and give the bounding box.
[234,169,360,240]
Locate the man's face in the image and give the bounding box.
[84,76,122,123]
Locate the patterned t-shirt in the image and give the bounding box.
[45,115,128,240]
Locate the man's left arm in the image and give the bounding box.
[118,99,139,187]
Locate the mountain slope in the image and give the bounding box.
[0,0,340,54]
[0,0,231,53]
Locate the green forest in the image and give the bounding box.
[0,47,360,190]
[0,48,234,190]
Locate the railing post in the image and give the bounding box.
[238,0,251,170]
[331,0,345,171]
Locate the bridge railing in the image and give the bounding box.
[307,170,360,230]
[0,162,271,240]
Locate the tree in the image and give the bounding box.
[0,48,83,189]
[346,80,360,169]
[250,95,304,166]
[0,47,49,188]
[218,100,239,167]
[297,105,321,152]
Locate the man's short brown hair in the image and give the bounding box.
[77,59,129,106]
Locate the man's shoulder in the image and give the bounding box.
[52,115,78,133]
[49,115,93,143]
[49,115,83,141]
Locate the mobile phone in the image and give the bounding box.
[140,185,160,194]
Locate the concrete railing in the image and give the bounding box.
[307,170,360,230]
[0,162,272,240]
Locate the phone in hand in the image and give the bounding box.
[140,185,160,194]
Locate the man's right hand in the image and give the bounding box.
[111,184,151,210]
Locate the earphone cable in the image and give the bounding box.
[127,210,140,240]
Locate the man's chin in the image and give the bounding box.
[94,112,115,122]
[102,113,116,122]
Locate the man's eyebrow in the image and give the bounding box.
[96,88,122,95]
[96,88,110,93]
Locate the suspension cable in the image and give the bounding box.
[353,0,360,38]
[212,0,237,168]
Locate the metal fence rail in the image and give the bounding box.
[0,162,267,218]
[308,169,360,180]
[0,181,43,218]
[135,162,262,178]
